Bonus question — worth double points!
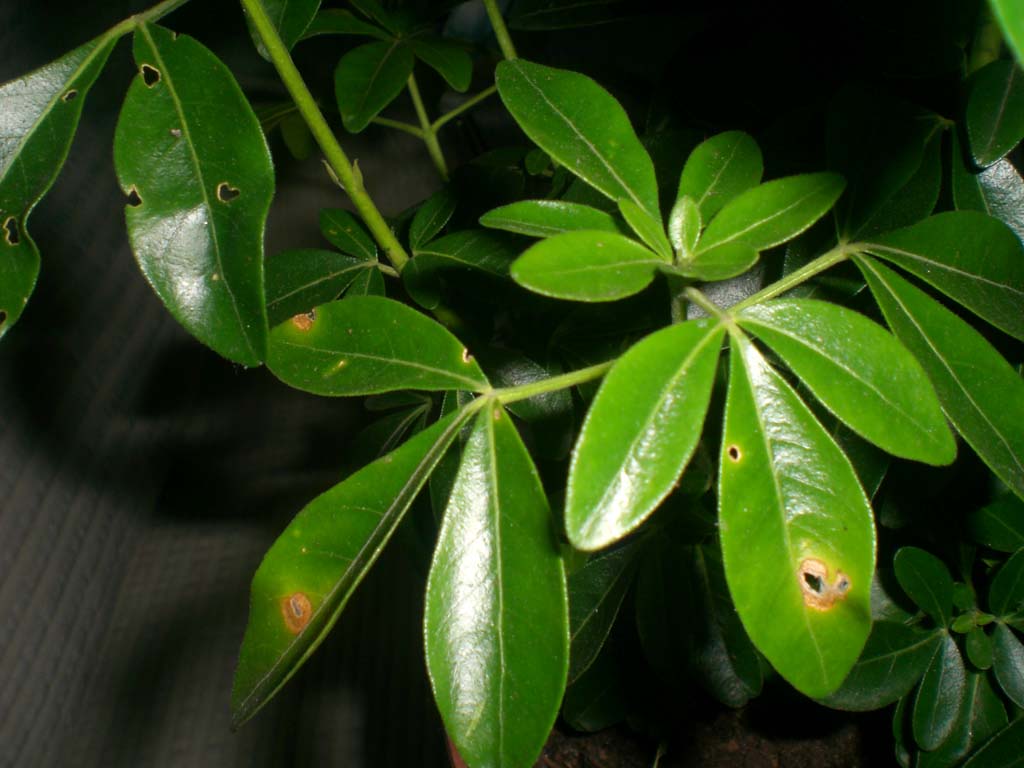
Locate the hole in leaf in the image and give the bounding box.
[291,310,315,331]
[126,187,143,207]
[62,89,78,102]
[727,445,741,462]
[280,592,312,634]
[803,572,824,594]
[217,182,240,202]
[169,128,182,138]
[141,64,161,87]
[4,217,20,245]
[798,557,851,611]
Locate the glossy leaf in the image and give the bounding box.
[484,354,574,460]
[718,332,875,698]
[894,547,954,626]
[334,41,415,133]
[232,407,474,726]
[265,249,370,326]
[425,406,568,768]
[511,230,664,302]
[992,0,1024,67]
[266,296,489,395]
[952,130,1024,243]
[0,31,116,340]
[820,623,941,711]
[568,543,638,683]
[966,60,1024,167]
[403,230,519,309]
[992,623,1024,706]
[913,634,967,751]
[566,320,724,550]
[429,390,474,521]
[679,241,759,281]
[918,671,1008,768]
[245,0,321,59]
[668,195,701,256]
[495,59,660,219]
[739,299,955,465]
[319,208,377,260]
[969,495,1024,552]
[617,198,672,260]
[677,131,763,221]
[857,257,1024,501]
[858,132,942,238]
[961,717,1024,768]
[479,199,621,238]
[410,187,456,251]
[990,549,1024,618]
[409,38,472,93]
[863,211,1024,341]
[114,24,273,366]
[301,8,390,40]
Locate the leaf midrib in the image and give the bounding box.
[865,242,1024,299]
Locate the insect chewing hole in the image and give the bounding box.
[62,89,78,102]
[126,187,143,208]
[727,444,741,462]
[3,217,19,245]
[803,572,824,594]
[798,557,851,611]
[280,592,312,634]
[461,348,473,363]
[141,64,161,87]
[217,182,240,203]
[290,310,315,331]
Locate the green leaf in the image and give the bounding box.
[893,696,912,768]
[265,249,370,326]
[992,0,1024,67]
[738,299,955,465]
[719,331,875,698]
[349,0,402,34]
[511,230,664,302]
[345,265,385,296]
[918,671,1008,768]
[952,131,1024,242]
[0,30,116,340]
[409,38,472,93]
[819,623,941,711]
[319,208,377,260]
[962,719,1024,767]
[992,623,1024,706]
[676,131,763,221]
[966,60,1024,167]
[568,543,638,683]
[894,547,955,626]
[697,173,845,257]
[679,241,759,281]
[479,200,621,238]
[561,641,628,732]
[231,406,475,726]
[863,212,1024,341]
[349,402,429,464]
[425,406,568,768]
[301,8,390,40]
[967,627,995,670]
[334,41,415,133]
[114,24,273,366]
[668,195,701,256]
[565,320,724,550]
[990,549,1024,618]
[617,198,672,260]
[266,296,489,395]
[403,230,519,309]
[968,495,1024,552]
[429,390,474,521]
[245,0,321,59]
[857,132,942,238]
[410,187,456,251]
[856,257,1024,501]
[913,633,967,751]
[495,59,660,219]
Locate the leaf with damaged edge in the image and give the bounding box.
[266,296,489,395]
[410,188,456,251]
[856,257,1024,501]
[302,8,390,40]
[992,623,1024,707]
[677,131,763,221]
[894,547,954,627]
[966,60,1024,167]
[968,495,1024,552]
[319,208,378,261]
[245,0,321,60]
[334,41,415,133]
[738,299,954,465]
[409,38,472,93]
[265,249,370,326]
[496,59,660,219]
[511,230,664,302]
[863,211,1024,341]
[114,23,273,366]
[403,230,519,309]
[718,332,875,698]
[231,407,476,726]
[0,30,116,340]
[990,549,1024,618]
[480,200,621,238]
[912,634,967,751]
[425,406,568,768]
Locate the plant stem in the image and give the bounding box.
[109,0,192,35]
[494,360,614,404]
[407,74,449,181]
[666,274,691,324]
[370,116,423,139]
[239,0,410,271]
[432,85,498,132]
[482,0,518,60]
[685,288,733,324]
[732,244,850,312]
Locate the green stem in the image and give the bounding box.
[370,116,424,139]
[685,288,733,324]
[110,0,192,35]
[407,74,449,181]
[494,360,614,404]
[239,0,410,271]
[482,0,518,60]
[666,274,690,324]
[732,245,850,312]
[432,85,498,132]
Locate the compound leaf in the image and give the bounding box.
[677,130,763,221]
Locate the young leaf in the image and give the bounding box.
[819,623,942,711]
[301,8,390,40]
[968,495,1024,552]
[676,131,763,221]
[265,249,370,326]
[410,188,456,251]
[0,30,116,340]
[319,208,378,260]
[511,230,664,302]
[408,38,472,93]
[966,60,1024,167]
[114,24,273,366]
[992,623,1024,707]
[917,671,1008,768]
[425,406,568,768]
[863,211,1024,341]
[334,41,415,133]
[966,628,994,670]
[617,198,673,260]
[893,547,955,626]
[951,131,1024,242]
[668,196,701,256]
[495,59,660,219]
[990,549,1024,618]
[856,257,1024,501]
[738,299,955,465]
[231,407,475,726]
[679,241,759,281]
[480,200,621,238]
[565,320,724,550]
[992,0,1024,67]
[266,296,490,395]
[245,0,321,59]
[696,173,845,255]
[913,634,967,751]
[718,332,875,698]
[961,718,1024,768]
[403,230,518,309]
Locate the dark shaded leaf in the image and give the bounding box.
[409,38,472,93]
[334,41,415,133]
[968,495,1024,552]
[966,60,1024,167]
[265,249,370,326]
[410,187,456,250]
[894,546,955,627]
[990,549,1024,618]
[245,0,321,59]
[301,8,390,40]
[403,229,518,309]
[319,208,378,260]
[992,623,1024,706]
[913,634,967,751]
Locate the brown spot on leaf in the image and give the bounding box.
[291,310,315,331]
[141,64,160,87]
[126,187,142,208]
[217,182,240,202]
[281,592,312,634]
[799,557,850,611]
[62,89,78,102]
[727,445,741,462]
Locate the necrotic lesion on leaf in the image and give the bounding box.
[217,182,241,202]
[280,592,312,634]
[799,557,851,611]
[141,63,161,87]
[3,217,20,245]
[291,310,316,331]
[62,89,78,102]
